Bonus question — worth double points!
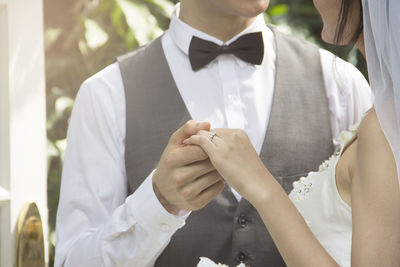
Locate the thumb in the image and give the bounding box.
[170,120,211,144]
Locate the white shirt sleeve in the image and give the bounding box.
[54,64,186,267]
[320,49,374,144]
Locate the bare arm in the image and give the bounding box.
[185,113,400,266]
[258,110,400,267]
[184,129,338,267]
[351,109,400,266]
[250,170,339,267]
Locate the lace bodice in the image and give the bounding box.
[288,123,360,267]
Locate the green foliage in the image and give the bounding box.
[44,0,367,265]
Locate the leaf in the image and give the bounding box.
[84,18,109,50]
[111,3,126,37]
[116,0,163,46]
[47,140,60,159]
[268,4,288,17]
[78,39,89,55]
[55,139,68,160]
[45,27,61,49]
[145,0,175,17]
[55,96,74,115]
[124,29,137,50]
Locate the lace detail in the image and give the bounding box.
[337,121,360,147]
[291,175,312,201]
[291,121,361,202]
[288,121,363,267]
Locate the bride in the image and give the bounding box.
[186,0,400,266]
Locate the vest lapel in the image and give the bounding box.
[118,36,191,192]
[231,27,334,267]
[259,27,334,192]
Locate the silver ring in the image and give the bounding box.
[209,132,217,142]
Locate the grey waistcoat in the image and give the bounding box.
[117,27,334,267]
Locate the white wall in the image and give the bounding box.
[0,0,48,266]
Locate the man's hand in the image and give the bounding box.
[153,120,225,215]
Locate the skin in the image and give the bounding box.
[184,0,400,265]
[152,121,225,214]
[186,112,400,266]
[152,0,270,215]
[313,0,364,207]
[179,0,270,41]
[313,0,363,48]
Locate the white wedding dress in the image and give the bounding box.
[287,0,400,265]
[199,125,359,267]
[288,123,360,267]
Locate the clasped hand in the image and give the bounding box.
[153,121,270,215]
[152,121,225,215]
[183,127,270,204]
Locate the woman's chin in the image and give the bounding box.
[321,29,336,45]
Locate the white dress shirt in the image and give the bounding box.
[55,4,373,267]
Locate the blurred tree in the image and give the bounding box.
[44,0,366,265]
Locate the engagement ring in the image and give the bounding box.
[209,132,218,142]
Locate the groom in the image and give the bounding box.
[55,0,373,266]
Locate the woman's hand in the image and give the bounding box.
[183,128,272,203]
[185,128,340,267]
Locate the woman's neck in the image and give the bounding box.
[356,33,366,58]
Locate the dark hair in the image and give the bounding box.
[334,0,363,45]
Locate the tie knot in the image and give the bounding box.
[188,32,264,71]
[218,45,230,53]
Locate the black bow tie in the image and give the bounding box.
[188,32,264,71]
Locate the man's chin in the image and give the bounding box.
[237,2,269,18]
[221,0,269,19]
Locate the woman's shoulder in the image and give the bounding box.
[358,108,388,148]
[356,108,397,181]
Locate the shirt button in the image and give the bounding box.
[238,252,246,262]
[228,95,236,103]
[160,223,170,232]
[238,215,247,228]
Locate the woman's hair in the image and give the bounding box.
[335,0,363,45]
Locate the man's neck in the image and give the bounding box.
[179,1,257,42]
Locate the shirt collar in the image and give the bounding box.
[168,3,268,68]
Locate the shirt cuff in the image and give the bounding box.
[126,170,189,236]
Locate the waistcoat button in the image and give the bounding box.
[238,215,247,228]
[238,252,246,261]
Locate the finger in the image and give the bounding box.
[179,170,221,200]
[183,135,216,157]
[209,128,236,140]
[170,120,211,145]
[178,159,216,182]
[190,180,225,210]
[196,130,223,145]
[168,145,209,166]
